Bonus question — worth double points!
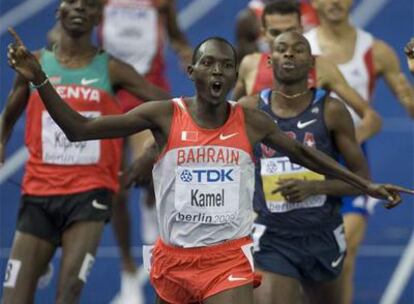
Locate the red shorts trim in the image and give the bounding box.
[150,237,258,304]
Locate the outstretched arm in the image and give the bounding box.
[243,106,413,207]
[7,28,169,142]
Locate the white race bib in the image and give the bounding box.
[41,111,101,165]
[174,166,240,224]
[261,156,326,213]
[103,3,158,74]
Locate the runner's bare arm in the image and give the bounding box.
[243,106,413,205]
[161,0,192,67]
[374,40,414,117]
[19,71,167,140]
[109,57,171,101]
[316,56,382,143]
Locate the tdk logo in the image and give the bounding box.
[180,169,234,183]
[180,170,193,182]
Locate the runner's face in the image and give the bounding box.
[189,41,237,105]
[312,0,353,22]
[59,0,102,37]
[270,32,313,84]
[263,13,302,47]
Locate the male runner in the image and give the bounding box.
[100,1,191,302]
[0,0,169,303]
[8,32,411,304]
[306,1,414,302]
[236,0,318,60]
[233,1,381,143]
[239,31,370,304]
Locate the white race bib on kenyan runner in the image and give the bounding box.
[174,166,240,224]
[103,3,158,74]
[261,156,326,213]
[42,111,101,165]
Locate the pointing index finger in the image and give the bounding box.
[387,185,414,195]
[400,188,414,195]
[8,27,25,47]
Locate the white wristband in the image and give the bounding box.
[29,77,49,89]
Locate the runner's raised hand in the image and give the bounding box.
[7,27,45,83]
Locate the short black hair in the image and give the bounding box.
[192,37,238,67]
[261,1,301,28]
